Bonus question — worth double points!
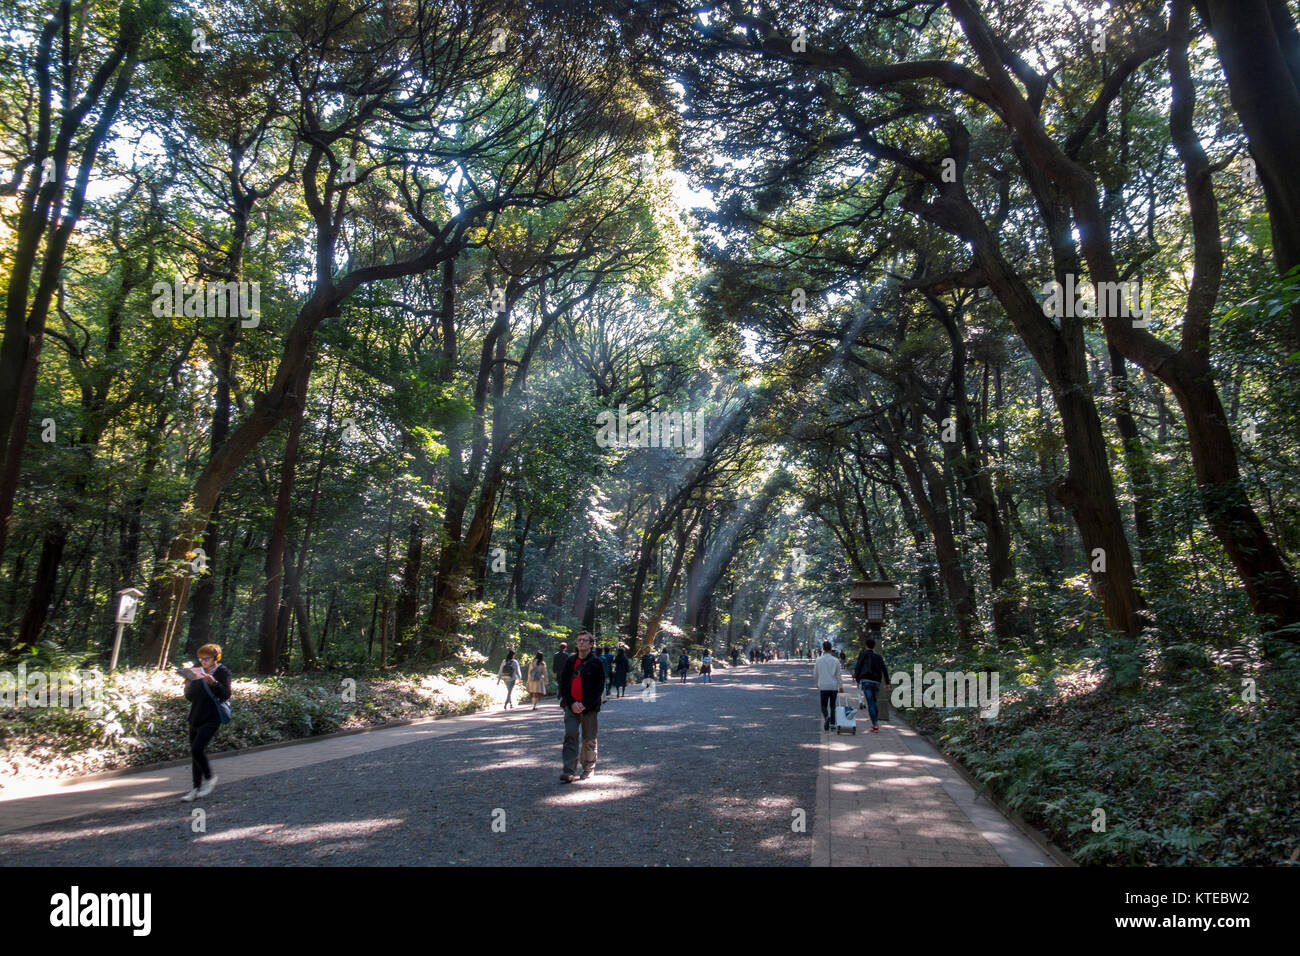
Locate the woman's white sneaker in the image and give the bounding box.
[180,788,200,802]
[197,775,218,797]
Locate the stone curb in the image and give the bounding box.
[891,708,1078,868]
[1,694,541,794]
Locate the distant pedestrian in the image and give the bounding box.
[815,640,842,732]
[852,638,891,732]
[730,647,739,666]
[179,643,232,802]
[498,650,521,709]
[658,649,670,682]
[641,649,657,683]
[600,645,614,699]
[613,647,630,698]
[700,651,712,683]
[553,642,569,688]
[558,631,603,783]
[527,652,548,710]
[677,650,690,683]
[839,650,847,667]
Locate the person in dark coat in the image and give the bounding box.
[557,632,605,782]
[640,649,657,684]
[852,637,892,732]
[612,647,630,698]
[600,646,614,699]
[552,643,569,690]
[180,643,232,801]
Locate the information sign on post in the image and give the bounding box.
[110,588,144,671]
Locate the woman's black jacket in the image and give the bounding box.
[184,664,232,726]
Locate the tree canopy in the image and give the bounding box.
[1,0,1297,701]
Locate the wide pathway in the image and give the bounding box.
[0,661,1054,866]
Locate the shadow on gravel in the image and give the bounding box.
[3,663,821,866]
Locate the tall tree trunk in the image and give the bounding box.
[886,471,942,616]
[927,294,1020,642]
[256,353,314,674]
[509,506,531,610]
[683,538,706,643]
[903,179,1144,636]
[950,0,1300,632]
[1108,344,1158,566]
[279,355,341,671]
[187,316,239,655]
[375,511,393,665]
[0,14,142,566]
[570,547,593,621]
[1196,0,1300,345]
[640,510,700,654]
[394,509,424,656]
[891,436,983,649]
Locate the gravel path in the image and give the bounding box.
[1,661,821,866]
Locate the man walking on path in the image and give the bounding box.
[558,632,604,783]
[658,649,670,682]
[600,645,614,700]
[641,649,657,684]
[852,637,890,732]
[552,643,569,696]
[814,640,842,732]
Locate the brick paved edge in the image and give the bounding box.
[3,694,525,793]
[892,708,1078,867]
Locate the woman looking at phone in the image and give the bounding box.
[179,643,232,802]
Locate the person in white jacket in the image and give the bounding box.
[814,640,842,731]
[498,650,522,709]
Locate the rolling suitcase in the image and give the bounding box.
[835,685,857,734]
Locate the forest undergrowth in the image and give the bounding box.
[892,629,1300,866]
[0,645,505,790]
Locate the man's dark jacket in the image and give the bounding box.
[184,664,232,726]
[853,650,888,684]
[552,650,569,677]
[558,652,604,714]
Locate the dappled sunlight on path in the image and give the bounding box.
[0,661,1052,866]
